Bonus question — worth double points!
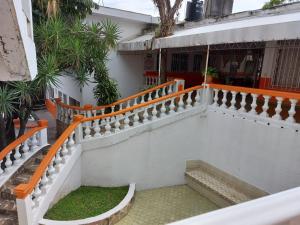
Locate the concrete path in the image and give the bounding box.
[116,185,219,225]
[35,109,57,144]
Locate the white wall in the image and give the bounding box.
[81,107,207,190]
[80,107,300,194]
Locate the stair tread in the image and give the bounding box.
[186,169,251,203]
[0,214,17,225]
[0,200,17,212]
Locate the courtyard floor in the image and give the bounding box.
[116,185,219,225]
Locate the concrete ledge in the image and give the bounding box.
[39,183,136,225]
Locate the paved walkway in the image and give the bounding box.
[116,185,219,225]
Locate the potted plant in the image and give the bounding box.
[204,67,218,83]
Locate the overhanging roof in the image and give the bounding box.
[118,12,300,51]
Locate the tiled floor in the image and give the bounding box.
[116,185,219,225]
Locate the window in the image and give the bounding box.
[193,54,203,72]
[171,54,189,72]
[69,97,80,107]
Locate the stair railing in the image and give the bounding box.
[55,79,185,125]
[208,84,300,130]
[0,120,48,187]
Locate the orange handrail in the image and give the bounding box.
[15,115,83,199]
[55,80,178,112]
[83,85,203,122]
[0,120,48,162]
[14,84,197,199]
[209,84,300,101]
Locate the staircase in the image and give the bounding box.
[185,161,268,208]
[0,146,50,225]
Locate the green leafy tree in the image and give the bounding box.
[0,0,119,150]
[262,0,297,9]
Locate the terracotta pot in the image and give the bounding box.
[206,75,213,83]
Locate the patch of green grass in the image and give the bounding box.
[45,186,129,221]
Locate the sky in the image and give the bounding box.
[94,0,268,20]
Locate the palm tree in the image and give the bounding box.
[0,86,17,150]
[152,0,183,37]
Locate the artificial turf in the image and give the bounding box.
[44,186,129,221]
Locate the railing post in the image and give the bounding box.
[16,195,33,225]
[73,115,84,144]
[174,79,185,92]
[38,120,48,146]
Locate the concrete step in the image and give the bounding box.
[0,183,16,201]
[0,214,17,225]
[11,173,32,186]
[186,169,251,207]
[0,200,17,216]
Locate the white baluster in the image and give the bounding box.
[55,149,62,172]
[22,140,30,156]
[84,122,91,139]
[160,101,167,116]
[5,154,13,171]
[0,160,4,175]
[272,97,283,120]
[115,116,121,132]
[260,95,270,117]
[48,159,56,183]
[168,85,173,94]
[31,133,38,150]
[61,140,68,163]
[194,89,201,106]
[162,87,166,96]
[33,182,42,207]
[249,94,258,115]
[287,99,297,123]
[143,107,149,122]
[178,94,185,112]
[239,92,247,112]
[140,95,145,104]
[67,131,75,154]
[154,89,159,99]
[152,104,158,119]
[169,98,176,114]
[93,119,101,137]
[124,113,130,129]
[133,98,137,106]
[101,109,105,115]
[105,118,111,135]
[186,92,193,109]
[14,145,22,165]
[41,172,49,194]
[221,90,228,109]
[133,110,140,126]
[119,103,123,111]
[148,91,152,101]
[213,89,219,107]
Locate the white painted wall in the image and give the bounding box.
[80,106,300,194]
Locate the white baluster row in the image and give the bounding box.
[83,88,203,139]
[0,130,43,176]
[211,88,299,126]
[30,131,76,209]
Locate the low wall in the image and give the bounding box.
[80,106,300,194]
[81,107,207,190]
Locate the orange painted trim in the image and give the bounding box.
[0,122,48,162]
[45,99,57,119]
[83,85,203,123]
[209,84,300,101]
[15,116,84,199]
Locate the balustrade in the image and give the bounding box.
[209,84,300,128]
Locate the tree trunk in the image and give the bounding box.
[0,116,7,151]
[18,110,31,138]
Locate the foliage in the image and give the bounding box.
[262,0,296,9]
[45,186,128,220]
[205,67,218,78]
[152,0,183,37]
[0,0,119,150]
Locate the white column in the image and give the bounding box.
[16,196,33,225]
